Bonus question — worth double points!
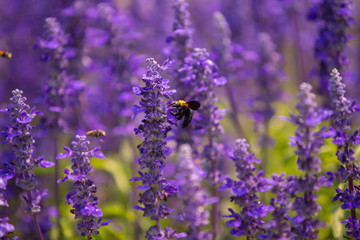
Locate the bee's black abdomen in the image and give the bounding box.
[182,108,193,128]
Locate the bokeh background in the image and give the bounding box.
[1,0,360,239]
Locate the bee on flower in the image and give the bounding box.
[170,100,201,128]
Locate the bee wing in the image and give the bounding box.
[187,101,201,110]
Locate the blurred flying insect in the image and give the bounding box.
[86,130,106,138]
[0,50,12,59]
[137,141,145,149]
[170,100,201,128]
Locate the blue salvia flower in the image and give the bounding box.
[179,47,226,238]
[213,11,247,138]
[0,89,54,205]
[0,172,15,239]
[179,48,226,136]
[38,17,74,70]
[221,139,273,238]
[251,0,290,46]
[327,68,360,239]
[166,0,195,104]
[81,2,143,138]
[261,173,292,239]
[308,0,354,98]
[175,144,217,240]
[57,135,111,239]
[0,89,54,240]
[251,32,285,153]
[286,82,332,239]
[166,0,193,65]
[37,17,84,130]
[0,168,13,208]
[0,217,16,239]
[213,12,232,68]
[130,58,186,239]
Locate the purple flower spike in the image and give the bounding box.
[0,217,15,238]
[167,0,193,65]
[37,17,84,131]
[309,0,354,99]
[1,89,49,196]
[286,82,332,239]
[222,139,273,238]
[0,172,15,238]
[261,173,292,239]
[1,89,49,239]
[251,32,285,158]
[57,135,110,239]
[328,68,360,239]
[179,48,226,136]
[131,58,186,239]
[175,144,214,239]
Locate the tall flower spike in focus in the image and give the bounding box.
[179,47,226,239]
[221,139,273,238]
[130,58,186,239]
[328,68,360,239]
[57,135,111,239]
[0,172,15,238]
[0,89,54,193]
[308,0,354,99]
[0,89,55,239]
[180,48,226,138]
[262,173,292,239]
[175,144,217,240]
[286,82,332,239]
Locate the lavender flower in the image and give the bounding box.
[328,68,360,239]
[221,139,273,238]
[57,135,111,239]
[286,82,332,239]
[37,17,83,130]
[175,144,216,240]
[309,0,354,98]
[130,58,186,239]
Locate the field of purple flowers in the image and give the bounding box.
[0,0,359,239]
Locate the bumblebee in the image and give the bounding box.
[170,100,201,128]
[86,130,106,138]
[0,50,12,59]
